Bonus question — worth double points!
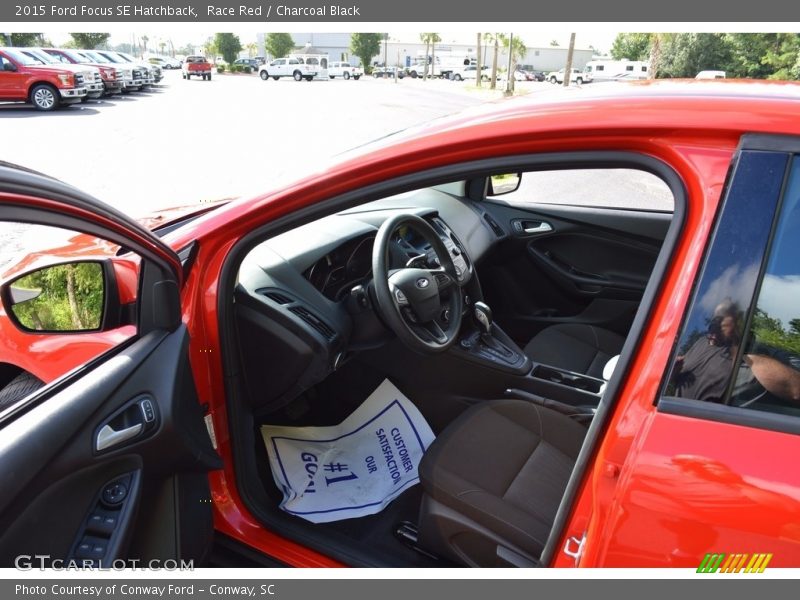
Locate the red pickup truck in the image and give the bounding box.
[0,47,88,110]
[182,55,212,80]
[40,47,124,96]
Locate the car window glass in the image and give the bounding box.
[48,52,70,64]
[4,49,44,66]
[728,158,800,417]
[663,151,795,417]
[0,221,141,412]
[487,168,674,211]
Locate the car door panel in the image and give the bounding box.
[0,324,220,566]
[478,200,669,341]
[0,166,219,567]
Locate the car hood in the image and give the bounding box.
[134,198,234,232]
[0,198,233,283]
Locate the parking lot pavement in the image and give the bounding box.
[0,70,490,217]
[2,72,666,219]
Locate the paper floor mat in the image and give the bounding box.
[260,379,435,523]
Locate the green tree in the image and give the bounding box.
[68,33,110,50]
[610,33,652,60]
[203,37,218,61]
[10,263,104,332]
[419,33,441,78]
[419,33,431,78]
[351,33,382,74]
[790,319,800,336]
[550,40,560,47]
[658,33,733,78]
[751,308,800,355]
[265,33,295,59]
[8,33,46,47]
[215,33,242,64]
[484,33,503,89]
[502,35,527,91]
[476,32,482,88]
[140,35,148,55]
[761,34,800,80]
[725,33,779,78]
[177,43,194,57]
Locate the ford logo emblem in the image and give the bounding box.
[416,278,430,289]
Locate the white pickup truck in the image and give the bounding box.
[327,61,362,80]
[546,68,592,84]
[258,57,317,81]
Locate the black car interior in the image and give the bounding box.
[226,162,676,567]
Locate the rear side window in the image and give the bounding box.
[662,149,800,425]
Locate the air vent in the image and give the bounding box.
[290,306,336,341]
[261,290,293,305]
[483,213,505,238]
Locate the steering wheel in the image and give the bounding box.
[372,214,464,353]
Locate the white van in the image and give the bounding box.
[695,70,726,79]
[328,61,362,80]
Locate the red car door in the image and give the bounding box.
[0,163,219,567]
[582,136,800,567]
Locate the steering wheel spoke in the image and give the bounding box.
[411,319,448,345]
[429,267,455,291]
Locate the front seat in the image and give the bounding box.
[524,323,625,379]
[418,399,587,567]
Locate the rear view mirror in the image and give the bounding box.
[488,173,522,196]
[3,62,17,72]
[4,261,107,332]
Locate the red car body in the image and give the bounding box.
[40,47,124,95]
[183,56,212,80]
[2,80,800,568]
[0,47,88,110]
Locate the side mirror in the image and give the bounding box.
[488,173,522,196]
[3,62,17,72]
[3,261,121,333]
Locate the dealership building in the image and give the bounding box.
[255,33,595,72]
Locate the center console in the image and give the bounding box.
[450,301,605,413]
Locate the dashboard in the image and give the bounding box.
[233,187,505,413]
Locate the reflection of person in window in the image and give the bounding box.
[673,300,800,404]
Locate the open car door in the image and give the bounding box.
[0,164,221,568]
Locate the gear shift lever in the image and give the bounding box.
[473,301,493,335]
[473,302,512,357]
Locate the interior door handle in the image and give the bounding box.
[524,222,553,234]
[511,219,553,236]
[96,423,143,452]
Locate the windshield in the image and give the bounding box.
[82,51,110,63]
[62,49,90,64]
[96,51,123,64]
[116,52,136,63]
[19,49,58,65]
[4,48,47,66]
